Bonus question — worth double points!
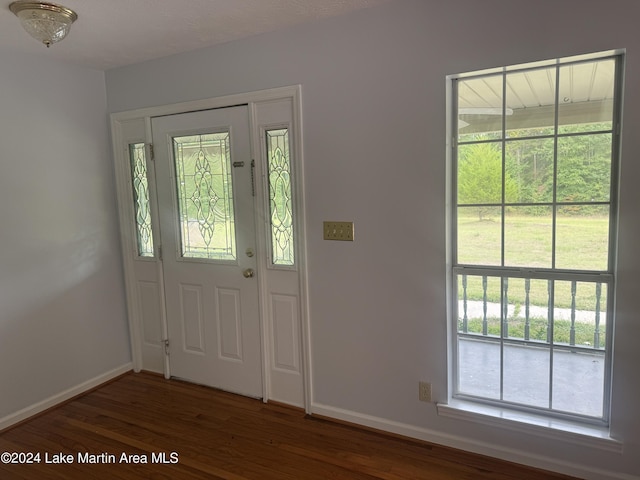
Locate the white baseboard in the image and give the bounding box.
[0,363,133,431]
[310,402,638,480]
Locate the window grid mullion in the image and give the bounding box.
[548,279,555,409]
[546,63,562,410]
[499,72,507,401]
[501,72,507,269]
[458,128,614,147]
[551,63,561,271]
[499,276,506,401]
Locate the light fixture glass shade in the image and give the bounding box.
[9,2,77,48]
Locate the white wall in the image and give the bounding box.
[105,0,640,477]
[0,51,132,421]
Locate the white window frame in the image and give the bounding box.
[442,50,624,444]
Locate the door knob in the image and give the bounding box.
[243,268,255,278]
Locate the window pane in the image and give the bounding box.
[457,206,501,266]
[552,350,604,417]
[129,143,154,257]
[457,272,610,416]
[555,206,609,271]
[502,278,551,344]
[506,67,556,136]
[553,281,607,349]
[557,133,612,203]
[504,207,552,268]
[457,274,501,399]
[457,74,503,142]
[458,338,500,399]
[267,129,294,266]
[457,142,503,205]
[173,133,236,260]
[558,59,615,134]
[505,137,554,203]
[457,274,502,337]
[503,344,550,408]
[551,280,608,416]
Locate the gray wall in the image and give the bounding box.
[106,0,640,477]
[0,51,131,418]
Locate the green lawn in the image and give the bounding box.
[456,214,609,344]
[457,214,609,271]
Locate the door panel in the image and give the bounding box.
[217,287,243,360]
[152,106,262,398]
[180,283,205,353]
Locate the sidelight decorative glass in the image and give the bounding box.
[129,143,154,257]
[267,129,294,266]
[173,133,236,260]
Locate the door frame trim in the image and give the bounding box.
[110,85,312,412]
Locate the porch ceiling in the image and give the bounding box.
[458,60,616,133]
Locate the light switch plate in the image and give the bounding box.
[323,221,354,241]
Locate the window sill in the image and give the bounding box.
[437,399,623,454]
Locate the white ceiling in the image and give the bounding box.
[0,0,393,70]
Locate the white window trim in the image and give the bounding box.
[442,49,625,443]
[437,400,622,453]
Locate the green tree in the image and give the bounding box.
[458,143,517,220]
[505,132,554,209]
[505,124,612,212]
[556,131,611,210]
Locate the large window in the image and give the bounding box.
[450,53,622,423]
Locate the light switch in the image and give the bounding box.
[323,221,354,241]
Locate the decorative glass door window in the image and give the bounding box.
[128,143,154,257]
[173,133,236,260]
[266,128,294,266]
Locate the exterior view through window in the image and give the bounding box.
[451,53,622,422]
[173,132,236,261]
[129,143,154,257]
[266,128,295,267]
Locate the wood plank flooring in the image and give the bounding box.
[0,372,580,479]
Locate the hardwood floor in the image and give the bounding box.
[0,372,579,479]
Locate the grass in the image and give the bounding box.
[460,316,605,348]
[457,214,610,310]
[456,214,609,342]
[457,213,609,271]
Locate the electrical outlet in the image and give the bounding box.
[323,221,354,241]
[419,381,432,402]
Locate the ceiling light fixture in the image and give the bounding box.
[9,1,78,48]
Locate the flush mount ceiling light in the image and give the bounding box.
[9,1,78,48]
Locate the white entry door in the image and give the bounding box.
[152,106,262,398]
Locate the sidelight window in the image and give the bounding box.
[128,143,154,257]
[266,128,295,267]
